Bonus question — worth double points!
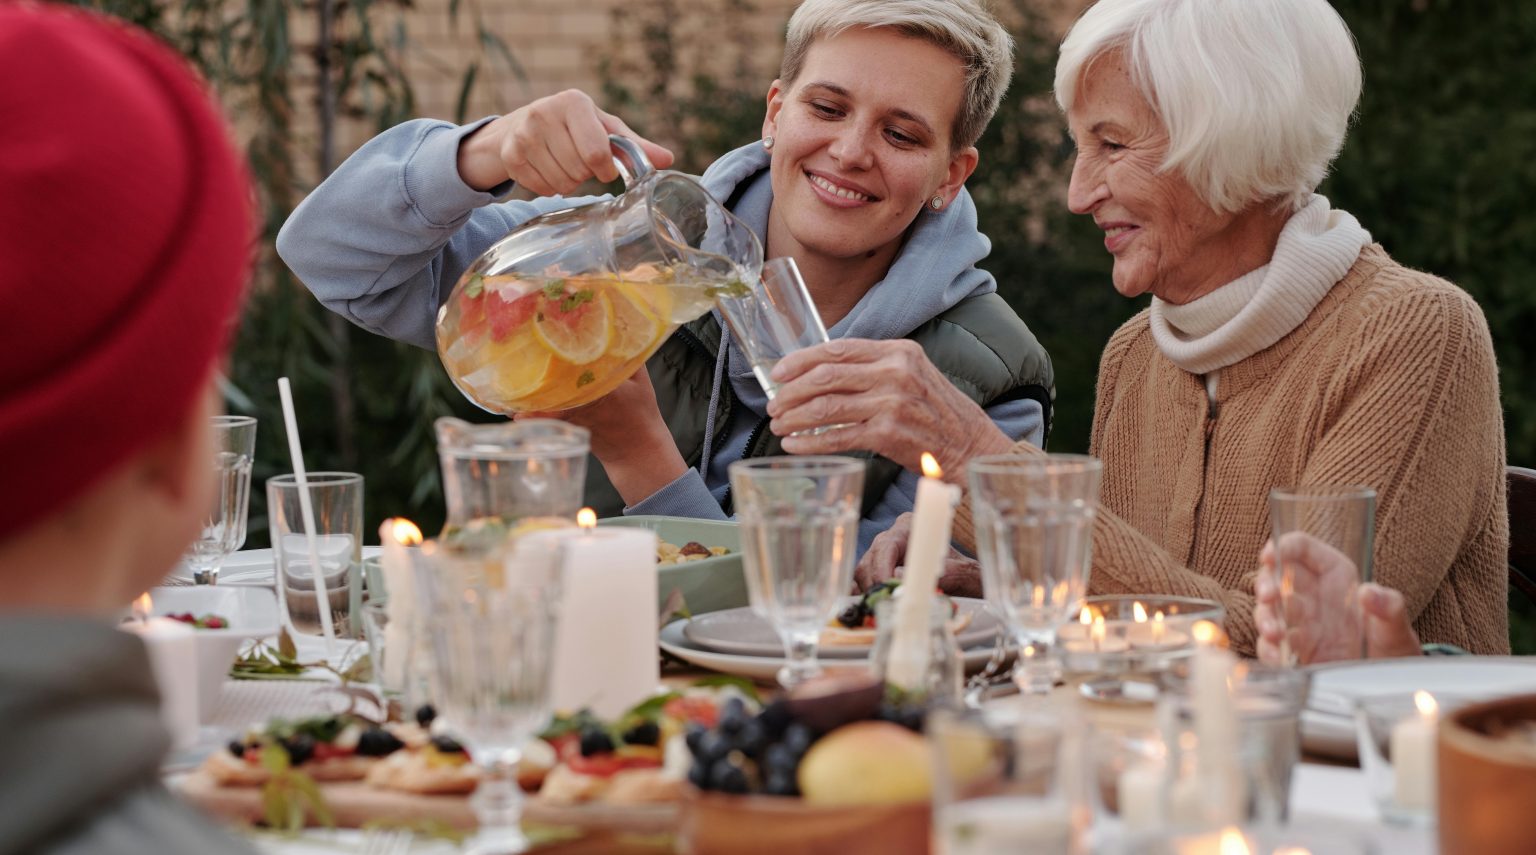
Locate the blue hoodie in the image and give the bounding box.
[278,118,1044,554]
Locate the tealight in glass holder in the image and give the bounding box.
[1056,595,1224,702]
[1354,691,1463,828]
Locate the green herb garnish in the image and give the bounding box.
[706,278,752,300]
[542,279,567,299]
[463,273,486,299]
[559,289,595,312]
[576,370,595,388]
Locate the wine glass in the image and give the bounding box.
[968,454,1102,695]
[414,539,562,853]
[728,456,865,688]
[184,415,256,585]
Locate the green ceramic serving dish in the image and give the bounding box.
[598,515,748,617]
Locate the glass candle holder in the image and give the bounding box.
[1354,691,1462,828]
[870,597,965,707]
[1057,595,1224,702]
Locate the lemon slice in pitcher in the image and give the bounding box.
[609,281,669,359]
[484,330,553,402]
[533,288,612,365]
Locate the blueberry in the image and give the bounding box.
[782,722,815,758]
[836,603,865,628]
[736,719,767,759]
[622,720,660,747]
[763,769,800,797]
[430,735,465,754]
[718,698,748,736]
[684,725,708,758]
[756,700,791,739]
[578,727,615,757]
[282,734,315,765]
[898,706,925,733]
[762,742,797,775]
[709,759,750,794]
[356,727,405,757]
[226,740,246,758]
[688,760,712,791]
[414,704,437,727]
[695,730,731,765]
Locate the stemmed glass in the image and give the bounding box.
[729,456,865,688]
[968,454,1102,695]
[184,415,256,584]
[414,539,561,854]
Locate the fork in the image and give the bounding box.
[963,612,1017,708]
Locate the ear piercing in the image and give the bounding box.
[762,136,774,151]
[930,195,944,210]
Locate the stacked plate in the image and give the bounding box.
[659,597,1007,682]
[1301,656,1536,759]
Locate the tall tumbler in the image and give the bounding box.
[968,454,1102,695]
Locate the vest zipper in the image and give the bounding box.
[1188,402,1218,564]
[719,415,771,516]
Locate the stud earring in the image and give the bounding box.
[762,136,774,151]
[930,195,944,210]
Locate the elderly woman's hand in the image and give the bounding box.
[1255,533,1422,664]
[765,339,1015,478]
[856,512,985,598]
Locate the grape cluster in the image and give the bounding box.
[684,697,817,797]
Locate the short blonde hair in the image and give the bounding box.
[1055,0,1362,213]
[780,0,1014,150]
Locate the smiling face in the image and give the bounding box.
[1065,52,1277,303]
[762,26,979,275]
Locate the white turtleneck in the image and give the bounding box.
[1148,195,1372,405]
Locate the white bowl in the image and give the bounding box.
[148,586,280,720]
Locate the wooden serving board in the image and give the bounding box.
[173,771,679,834]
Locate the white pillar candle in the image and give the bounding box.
[1190,620,1244,826]
[1117,759,1165,831]
[120,595,199,748]
[887,453,960,690]
[1390,690,1439,811]
[533,511,659,719]
[378,519,423,692]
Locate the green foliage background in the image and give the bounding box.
[67,0,1533,644]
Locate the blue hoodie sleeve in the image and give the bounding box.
[275,117,606,350]
[856,395,1044,556]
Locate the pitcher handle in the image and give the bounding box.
[609,134,655,187]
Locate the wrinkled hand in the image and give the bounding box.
[765,339,1015,479]
[856,512,984,598]
[518,368,686,505]
[457,89,674,195]
[1255,533,1421,664]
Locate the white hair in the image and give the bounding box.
[1054,0,1362,213]
[781,0,1014,150]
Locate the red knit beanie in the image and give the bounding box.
[0,4,255,540]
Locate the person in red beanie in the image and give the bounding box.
[0,5,258,853]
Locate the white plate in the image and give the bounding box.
[661,619,1003,682]
[165,546,383,587]
[682,597,1002,659]
[1301,656,1536,760]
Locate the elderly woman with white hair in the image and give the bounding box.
[789,0,1508,657]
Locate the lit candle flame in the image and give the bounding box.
[1132,601,1148,623]
[1152,609,1165,642]
[1079,606,1094,625]
[133,592,152,623]
[1192,620,1226,647]
[920,452,941,479]
[388,518,423,546]
[1032,586,1045,608]
[1218,827,1251,855]
[1090,615,1106,650]
[1414,690,1438,718]
[577,508,597,530]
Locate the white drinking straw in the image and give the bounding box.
[277,377,338,660]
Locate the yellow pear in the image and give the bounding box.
[797,721,932,806]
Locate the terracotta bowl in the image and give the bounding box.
[676,788,930,855]
[1438,693,1536,855]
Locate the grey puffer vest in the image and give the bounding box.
[582,293,1054,517]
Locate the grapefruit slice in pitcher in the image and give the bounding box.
[533,283,612,365]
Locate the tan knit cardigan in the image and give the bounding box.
[953,245,1509,656]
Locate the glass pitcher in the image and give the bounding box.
[435,417,590,552]
[436,135,764,415]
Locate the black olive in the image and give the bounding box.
[578,727,616,757]
[226,740,246,758]
[836,603,865,628]
[283,734,315,765]
[356,727,405,757]
[414,704,437,727]
[621,720,661,747]
[430,734,465,754]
